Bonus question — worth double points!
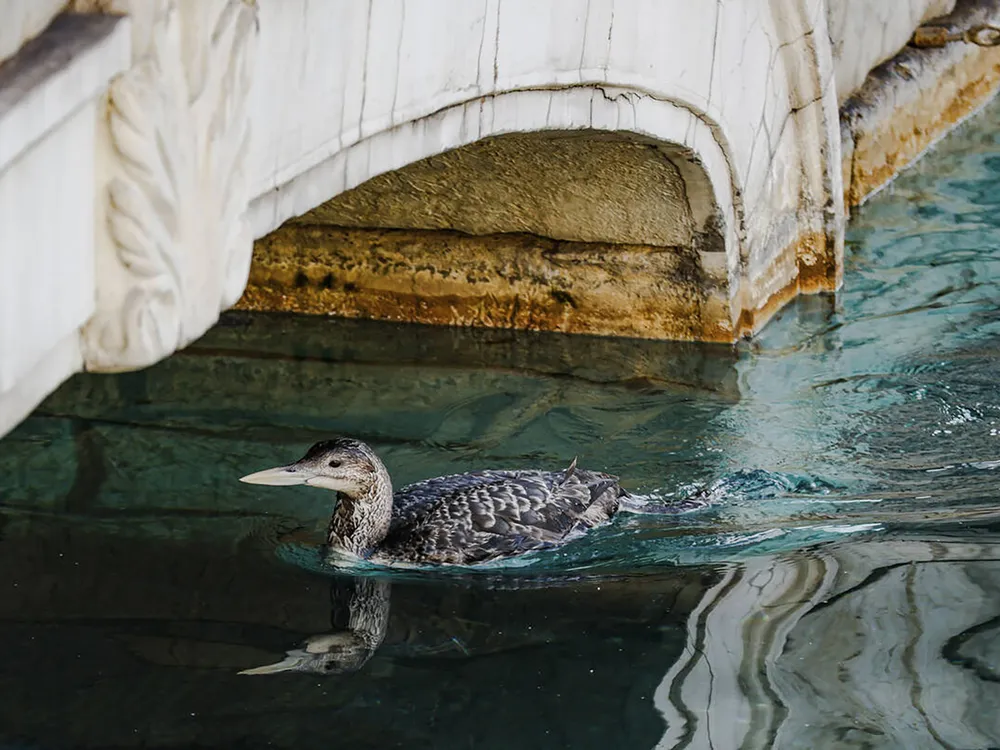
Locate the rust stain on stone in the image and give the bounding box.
[236,225,738,342]
[236,224,841,344]
[845,46,1000,207]
[735,231,839,338]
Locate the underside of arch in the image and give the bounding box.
[241,125,738,342]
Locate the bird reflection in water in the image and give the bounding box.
[240,576,391,676]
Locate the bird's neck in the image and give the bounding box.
[327,461,393,557]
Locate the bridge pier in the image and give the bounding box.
[0,12,129,435]
[2,0,998,437]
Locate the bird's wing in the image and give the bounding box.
[384,469,619,564]
[391,471,499,530]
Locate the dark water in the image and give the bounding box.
[4,103,1000,750]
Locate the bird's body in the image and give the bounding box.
[240,438,625,566]
[378,466,622,565]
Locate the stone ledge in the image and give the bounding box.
[841,0,1000,207]
[237,224,732,343]
[0,0,64,66]
[239,219,839,344]
[828,0,957,105]
[0,12,129,172]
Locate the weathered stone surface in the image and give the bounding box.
[297,131,697,248]
[239,212,838,344]
[0,13,129,437]
[842,0,1000,207]
[243,0,845,346]
[828,0,957,104]
[249,130,746,341]
[240,224,727,342]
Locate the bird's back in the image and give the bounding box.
[378,462,624,565]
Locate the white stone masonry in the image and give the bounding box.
[0,0,982,437]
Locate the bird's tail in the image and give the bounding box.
[561,457,578,484]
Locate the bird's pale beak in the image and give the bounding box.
[239,464,311,486]
[238,651,312,675]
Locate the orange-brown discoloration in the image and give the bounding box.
[236,224,841,344]
[845,48,1000,207]
[237,225,734,342]
[735,231,840,339]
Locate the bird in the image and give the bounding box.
[239,437,626,566]
[240,578,390,675]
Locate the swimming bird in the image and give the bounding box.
[240,578,390,675]
[239,437,625,565]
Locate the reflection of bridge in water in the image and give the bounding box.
[655,539,1000,749]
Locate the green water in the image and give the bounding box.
[4,100,1000,749]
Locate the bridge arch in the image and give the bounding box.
[246,85,743,340]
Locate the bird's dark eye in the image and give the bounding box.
[329,459,342,468]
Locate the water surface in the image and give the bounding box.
[3,99,1000,748]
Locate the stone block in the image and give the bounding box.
[0,13,130,437]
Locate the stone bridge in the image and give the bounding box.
[1,0,997,436]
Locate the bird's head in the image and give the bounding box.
[239,632,376,676]
[239,438,383,495]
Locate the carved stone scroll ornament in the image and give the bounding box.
[83,0,258,371]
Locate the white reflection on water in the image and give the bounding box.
[655,537,1000,749]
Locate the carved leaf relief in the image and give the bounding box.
[84,0,258,370]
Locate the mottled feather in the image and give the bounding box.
[378,464,624,565]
